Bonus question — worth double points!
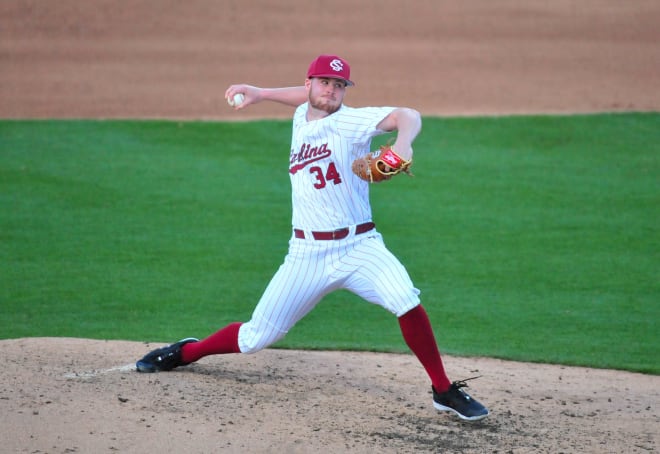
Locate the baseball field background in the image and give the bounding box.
[2,114,658,373]
[1,1,659,453]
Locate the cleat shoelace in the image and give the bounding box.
[451,376,482,400]
[451,375,482,389]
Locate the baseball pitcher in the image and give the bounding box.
[136,54,489,421]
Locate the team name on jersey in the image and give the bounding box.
[289,142,332,174]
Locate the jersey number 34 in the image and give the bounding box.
[310,162,342,189]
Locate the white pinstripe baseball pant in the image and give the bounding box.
[238,229,421,353]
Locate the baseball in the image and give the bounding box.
[228,93,245,107]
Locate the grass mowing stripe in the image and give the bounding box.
[1,114,658,374]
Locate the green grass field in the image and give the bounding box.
[1,113,658,374]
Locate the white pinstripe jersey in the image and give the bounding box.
[289,103,395,230]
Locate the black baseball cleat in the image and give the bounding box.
[135,338,199,373]
[433,377,490,421]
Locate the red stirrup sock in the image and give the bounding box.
[398,305,452,392]
[181,322,243,363]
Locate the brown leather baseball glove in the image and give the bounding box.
[351,145,413,183]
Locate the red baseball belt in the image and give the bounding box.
[294,222,375,240]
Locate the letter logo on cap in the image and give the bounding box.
[330,59,344,72]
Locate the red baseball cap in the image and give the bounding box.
[306,54,354,86]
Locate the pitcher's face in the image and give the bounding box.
[306,77,347,114]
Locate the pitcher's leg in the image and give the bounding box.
[181,322,242,363]
[238,246,330,353]
[342,236,450,390]
[398,305,451,392]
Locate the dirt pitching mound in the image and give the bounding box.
[1,338,658,453]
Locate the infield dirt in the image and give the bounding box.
[1,1,659,453]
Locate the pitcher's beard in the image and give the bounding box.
[309,97,340,115]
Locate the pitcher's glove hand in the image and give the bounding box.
[351,145,413,183]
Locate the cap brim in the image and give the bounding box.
[309,74,354,86]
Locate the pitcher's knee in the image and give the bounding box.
[237,317,287,354]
